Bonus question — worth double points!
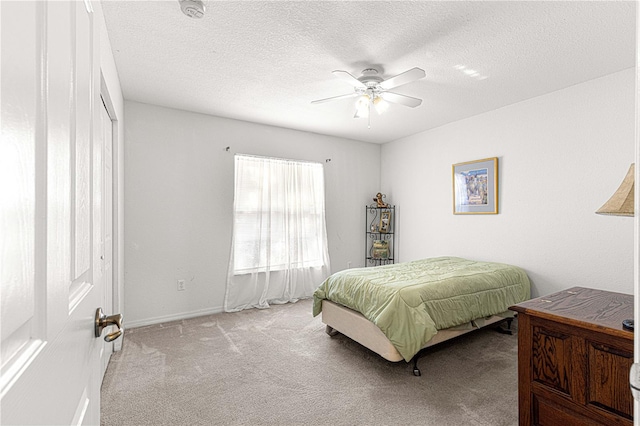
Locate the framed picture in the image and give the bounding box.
[372,240,389,259]
[452,157,498,214]
[379,210,391,232]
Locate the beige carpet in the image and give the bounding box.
[101,299,518,426]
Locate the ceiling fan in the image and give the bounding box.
[311,67,426,126]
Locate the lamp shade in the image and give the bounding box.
[354,95,370,119]
[596,163,635,216]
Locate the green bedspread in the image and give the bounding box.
[312,256,530,361]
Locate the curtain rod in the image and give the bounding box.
[234,153,327,166]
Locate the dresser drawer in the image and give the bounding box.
[533,394,603,426]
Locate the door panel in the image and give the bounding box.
[74,0,92,282]
[0,0,40,379]
[1,1,109,424]
[46,0,73,339]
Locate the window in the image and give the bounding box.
[232,154,328,275]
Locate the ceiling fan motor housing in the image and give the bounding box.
[358,68,383,88]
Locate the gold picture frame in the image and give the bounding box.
[452,157,498,214]
[379,210,392,232]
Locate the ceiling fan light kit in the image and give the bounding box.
[373,96,389,114]
[312,67,426,127]
[354,95,371,119]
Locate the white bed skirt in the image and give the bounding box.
[321,299,514,362]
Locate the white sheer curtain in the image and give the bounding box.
[224,154,331,312]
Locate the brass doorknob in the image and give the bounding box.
[95,308,124,342]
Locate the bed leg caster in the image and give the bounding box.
[325,325,339,337]
[412,358,421,376]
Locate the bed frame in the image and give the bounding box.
[321,299,514,376]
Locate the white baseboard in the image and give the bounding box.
[126,306,225,329]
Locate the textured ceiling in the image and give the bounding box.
[101,1,636,144]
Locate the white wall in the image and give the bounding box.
[382,69,636,299]
[124,101,381,326]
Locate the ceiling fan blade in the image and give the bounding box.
[379,67,426,90]
[332,70,367,89]
[311,93,358,104]
[380,92,423,108]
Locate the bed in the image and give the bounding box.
[312,256,531,375]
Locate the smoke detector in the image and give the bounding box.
[179,0,205,19]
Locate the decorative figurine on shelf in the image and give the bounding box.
[373,192,388,208]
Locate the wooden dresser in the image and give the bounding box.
[509,286,634,425]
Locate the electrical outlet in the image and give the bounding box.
[177,280,186,291]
